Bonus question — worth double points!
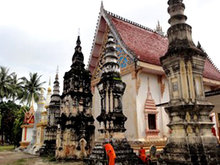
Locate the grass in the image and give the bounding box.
[9,158,27,165]
[0,145,14,152]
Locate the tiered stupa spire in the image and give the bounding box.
[160,0,220,164]
[97,32,126,135]
[87,32,140,164]
[40,70,61,157]
[45,79,52,109]
[72,36,84,66]
[56,35,94,160]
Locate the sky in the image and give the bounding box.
[0,0,220,93]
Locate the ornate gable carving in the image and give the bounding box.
[92,33,134,80]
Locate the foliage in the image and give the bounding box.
[13,106,28,147]
[0,66,15,102]
[0,66,45,146]
[0,101,20,145]
[19,72,45,106]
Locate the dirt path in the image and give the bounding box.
[0,151,83,165]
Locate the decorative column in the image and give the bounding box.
[86,33,141,165]
[55,36,95,160]
[160,0,220,164]
[40,70,61,156]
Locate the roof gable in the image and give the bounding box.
[88,8,220,82]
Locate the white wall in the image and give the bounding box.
[26,128,33,142]
[136,73,170,140]
[121,73,138,140]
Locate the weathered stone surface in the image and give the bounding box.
[40,71,61,157]
[160,0,220,164]
[55,36,95,160]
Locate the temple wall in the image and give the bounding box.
[121,73,138,140]
[137,72,170,140]
[26,128,33,142]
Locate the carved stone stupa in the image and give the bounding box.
[86,33,142,165]
[160,0,220,164]
[40,71,61,156]
[56,36,95,160]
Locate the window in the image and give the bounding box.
[148,114,156,130]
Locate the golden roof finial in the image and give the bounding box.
[48,77,52,92]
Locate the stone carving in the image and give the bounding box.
[55,36,95,160]
[160,0,220,164]
[40,70,61,156]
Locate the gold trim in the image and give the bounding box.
[21,124,34,128]
[137,61,164,74]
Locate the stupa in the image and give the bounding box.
[160,0,220,164]
[55,36,95,160]
[86,32,142,165]
[40,71,61,156]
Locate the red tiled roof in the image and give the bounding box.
[110,16,220,81]
[204,58,220,81]
[111,17,168,66]
[88,10,220,81]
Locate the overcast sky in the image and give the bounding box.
[0,0,219,93]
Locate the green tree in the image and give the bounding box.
[13,106,28,146]
[0,66,14,102]
[10,74,23,102]
[0,101,20,145]
[20,72,45,106]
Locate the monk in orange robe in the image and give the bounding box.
[139,147,146,163]
[104,143,116,165]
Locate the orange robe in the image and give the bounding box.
[139,148,146,163]
[104,143,116,165]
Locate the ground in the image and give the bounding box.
[0,146,83,165]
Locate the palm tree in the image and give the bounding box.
[10,74,23,102]
[20,73,45,106]
[0,66,14,102]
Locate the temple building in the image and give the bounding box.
[56,36,95,160]
[40,71,61,156]
[88,3,220,150]
[20,98,35,149]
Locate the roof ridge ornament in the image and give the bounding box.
[100,1,104,10]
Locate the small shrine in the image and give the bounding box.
[56,36,95,160]
[26,88,45,154]
[40,70,61,156]
[20,98,35,149]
